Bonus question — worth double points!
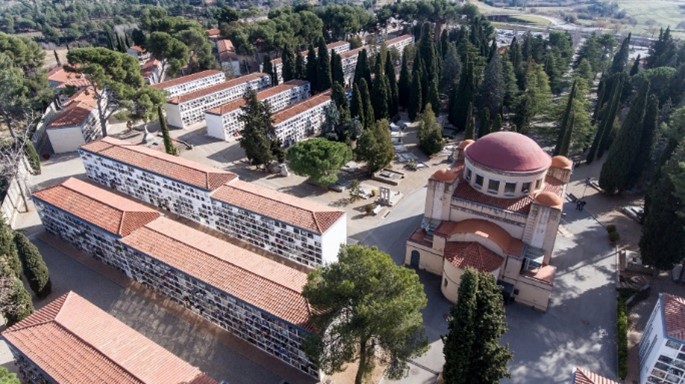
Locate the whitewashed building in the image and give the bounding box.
[340,47,363,86]
[127,45,152,63]
[383,34,415,55]
[272,91,332,145]
[270,41,350,83]
[206,80,311,141]
[217,39,242,76]
[46,89,105,154]
[165,72,271,128]
[639,293,685,384]
[151,69,226,99]
[79,137,347,268]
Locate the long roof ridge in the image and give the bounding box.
[61,178,155,215]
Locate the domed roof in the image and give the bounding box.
[534,191,563,209]
[551,155,573,170]
[458,139,475,150]
[464,131,552,172]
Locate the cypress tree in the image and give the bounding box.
[358,78,374,129]
[629,55,641,77]
[408,70,422,121]
[317,40,332,92]
[5,278,33,326]
[554,80,577,155]
[427,77,440,117]
[158,105,177,156]
[417,104,444,155]
[599,81,650,194]
[350,82,364,127]
[356,119,395,174]
[306,45,318,93]
[443,269,478,384]
[372,74,390,121]
[628,95,659,186]
[263,55,277,86]
[14,232,51,298]
[331,50,344,86]
[464,103,475,140]
[295,54,306,80]
[331,81,348,114]
[587,75,623,163]
[493,113,503,132]
[449,57,475,130]
[558,111,575,157]
[385,51,399,117]
[477,52,503,117]
[281,44,296,82]
[398,49,411,110]
[0,218,20,277]
[238,90,278,167]
[479,109,491,138]
[609,33,631,75]
[53,50,61,66]
[354,49,371,88]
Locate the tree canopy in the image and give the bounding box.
[356,119,395,174]
[303,245,428,384]
[286,138,352,186]
[238,90,279,168]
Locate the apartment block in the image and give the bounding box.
[166,72,271,128]
[639,293,685,384]
[272,91,332,145]
[151,69,226,98]
[206,80,311,141]
[270,41,350,83]
[46,89,105,154]
[79,137,237,227]
[2,291,216,384]
[79,137,346,268]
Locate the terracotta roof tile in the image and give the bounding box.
[80,137,238,191]
[430,168,460,183]
[435,219,524,257]
[2,292,217,384]
[384,34,414,46]
[217,39,234,53]
[48,66,91,88]
[521,264,556,283]
[445,241,504,272]
[167,72,269,105]
[32,177,160,236]
[48,89,99,129]
[151,69,223,91]
[207,80,308,116]
[129,45,145,53]
[212,179,344,234]
[573,367,620,384]
[206,28,220,37]
[120,217,314,331]
[273,91,331,125]
[662,293,685,341]
[340,47,364,60]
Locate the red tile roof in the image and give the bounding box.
[445,241,504,272]
[465,131,552,172]
[340,47,363,60]
[430,168,460,183]
[573,367,620,384]
[212,179,344,234]
[129,45,145,53]
[2,292,217,384]
[120,217,314,331]
[48,89,99,129]
[33,177,160,236]
[384,34,414,46]
[47,65,91,89]
[521,264,556,283]
[206,28,220,37]
[217,39,234,53]
[273,91,331,125]
[167,72,269,105]
[206,80,309,116]
[272,41,348,65]
[80,137,238,191]
[151,69,223,91]
[435,219,524,257]
[662,293,685,341]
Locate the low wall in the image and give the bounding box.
[1,158,30,228]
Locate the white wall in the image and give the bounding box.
[205,113,226,140]
[47,126,87,154]
[320,212,348,265]
[165,103,184,128]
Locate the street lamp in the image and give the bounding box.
[582,177,591,199]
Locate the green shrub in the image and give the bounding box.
[606,224,617,233]
[0,219,20,277]
[608,230,620,243]
[23,141,41,175]
[5,278,34,326]
[14,232,51,298]
[617,298,629,379]
[0,366,19,384]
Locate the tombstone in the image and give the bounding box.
[378,186,391,206]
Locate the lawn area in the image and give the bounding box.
[617,0,685,37]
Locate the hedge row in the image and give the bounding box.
[617,298,629,379]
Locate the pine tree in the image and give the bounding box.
[354,49,371,88]
[574,58,595,83]
[14,232,51,298]
[350,82,364,127]
[281,44,296,82]
[647,27,677,69]
[158,105,177,156]
[331,82,348,114]
[554,80,577,155]
[238,90,278,167]
[358,78,375,129]
[0,218,20,277]
[356,119,395,174]
[263,55,277,86]
[317,40,332,92]
[628,95,659,186]
[463,102,475,140]
[398,49,412,110]
[295,54,306,80]
[599,81,650,194]
[501,56,518,112]
[385,51,399,117]
[427,77,440,117]
[331,50,344,86]
[609,33,631,75]
[408,69,422,121]
[306,45,318,93]
[417,104,444,156]
[477,52,503,117]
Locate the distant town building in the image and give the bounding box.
[217,39,242,76]
[272,91,332,145]
[127,45,152,63]
[46,89,105,154]
[47,66,90,93]
[165,72,271,128]
[2,291,217,384]
[573,367,620,384]
[206,80,311,141]
[383,34,414,55]
[79,137,347,268]
[405,132,572,311]
[206,28,221,40]
[31,178,321,378]
[151,69,226,99]
[269,41,350,83]
[140,59,163,85]
[639,293,685,384]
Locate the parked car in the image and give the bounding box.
[329,179,352,192]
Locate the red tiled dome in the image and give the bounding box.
[465,131,551,172]
[534,191,563,209]
[551,155,573,170]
